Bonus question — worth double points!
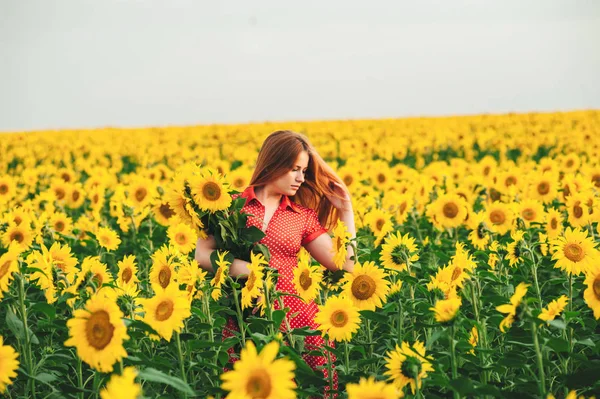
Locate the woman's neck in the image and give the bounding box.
[254,185,283,207]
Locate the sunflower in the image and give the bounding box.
[166,186,193,226]
[149,247,178,290]
[0,336,19,394]
[528,171,559,204]
[506,230,525,268]
[539,295,568,322]
[140,284,191,342]
[331,219,350,269]
[314,295,361,342]
[3,207,31,227]
[50,178,69,202]
[364,209,393,238]
[551,227,599,276]
[468,326,479,355]
[583,265,600,319]
[128,177,156,209]
[342,261,390,311]
[496,282,529,333]
[2,223,34,250]
[430,296,462,323]
[221,340,296,399]
[94,227,121,251]
[0,244,21,301]
[26,245,58,304]
[515,199,545,227]
[64,294,129,372]
[210,250,231,301]
[380,232,419,272]
[292,256,323,303]
[241,252,267,310]
[565,193,591,228]
[226,166,252,192]
[66,183,86,209]
[152,201,176,226]
[85,258,114,293]
[117,255,139,287]
[49,242,78,284]
[50,212,74,236]
[426,193,469,230]
[561,153,581,174]
[100,367,142,399]
[545,207,564,240]
[0,175,17,204]
[383,191,414,225]
[384,341,434,395]
[188,172,232,213]
[485,201,514,236]
[167,222,197,254]
[467,212,490,250]
[346,376,400,399]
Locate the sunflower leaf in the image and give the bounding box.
[138,367,195,396]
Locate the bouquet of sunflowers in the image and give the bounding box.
[166,163,270,274]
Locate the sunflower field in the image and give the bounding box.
[1,110,600,398]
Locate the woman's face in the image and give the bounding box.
[270,151,309,196]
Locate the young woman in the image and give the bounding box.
[195,130,356,397]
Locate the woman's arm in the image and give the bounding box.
[195,235,251,278]
[304,207,356,273]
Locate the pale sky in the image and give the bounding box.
[1,0,599,132]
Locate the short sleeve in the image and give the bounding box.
[301,209,328,246]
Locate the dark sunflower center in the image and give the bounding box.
[443,202,459,218]
[477,223,486,239]
[245,369,272,398]
[399,201,407,214]
[512,245,521,258]
[483,166,491,176]
[14,216,22,225]
[351,275,376,300]
[592,174,600,188]
[377,173,386,183]
[0,260,11,278]
[155,299,174,321]
[573,203,583,218]
[246,272,256,292]
[375,219,385,231]
[135,187,147,202]
[334,236,343,252]
[175,233,187,245]
[61,172,71,182]
[391,246,404,265]
[298,269,312,290]
[55,221,65,232]
[489,210,506,225]
[234,178,245,188]
[343,175,353,186]
[505,176,517,187]
[537,182,549,195]
[330,309,348,327]
[92,194,99,204]
[522,208,535,221]
[10,231,24,243]
[159,203,175,219]
[92,273,103,287]
[593,277,600,300]
[72,191,80,201]
[0,184,8,194]
[451,267,462,282]
[203,182,221,201]
[489,188,501,202]
[550,218,558,230]
[122,268,133,284]
[55,188,66,199]
[158,267,171,288]
[564,243,584,262]
[85,310,115,350]
[566,159,574,168]
[214,267,223,284]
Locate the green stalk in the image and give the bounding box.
[468,280,489,385]
[450,323,459,399]
[276,297,296,350]
[325,345,335,396]
[18,274,36,399]
[176,332,188,399]
[567,273,574,374]
[231,283,246,343]
[262,277,275,337]
[526,247,542,309]
[397,299,404,343]
[531,321,546,396]
[77,356,83,399]
[344,341,350,375]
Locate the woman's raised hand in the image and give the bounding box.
[324,181,353,212]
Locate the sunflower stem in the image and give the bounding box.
[397,299,404,343]
[262,277,275,338]
[18,273,36,399]
[450,323,459,399]
[344,341,350,375]
[277,297,296,350]
[526,247,542,309]
[231,283,246,343]
[567,273,574,374]
[175,332,188,398]
[468,280,489,386]
[325,344,335,397]
[531,320,546,396]
[77,356,84,399]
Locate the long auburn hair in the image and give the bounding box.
[248,130,346,231]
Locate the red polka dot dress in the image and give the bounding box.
[222,186,338,397]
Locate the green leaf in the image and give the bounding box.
[449,377,475,395]
[31,302,57,320]
[243,226,266,244]
[548,319,567,330]
[272,310,287,330]
[138,368,195,396]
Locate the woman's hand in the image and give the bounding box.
[324,181,353,212]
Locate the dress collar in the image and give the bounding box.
[240,186,301,213]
